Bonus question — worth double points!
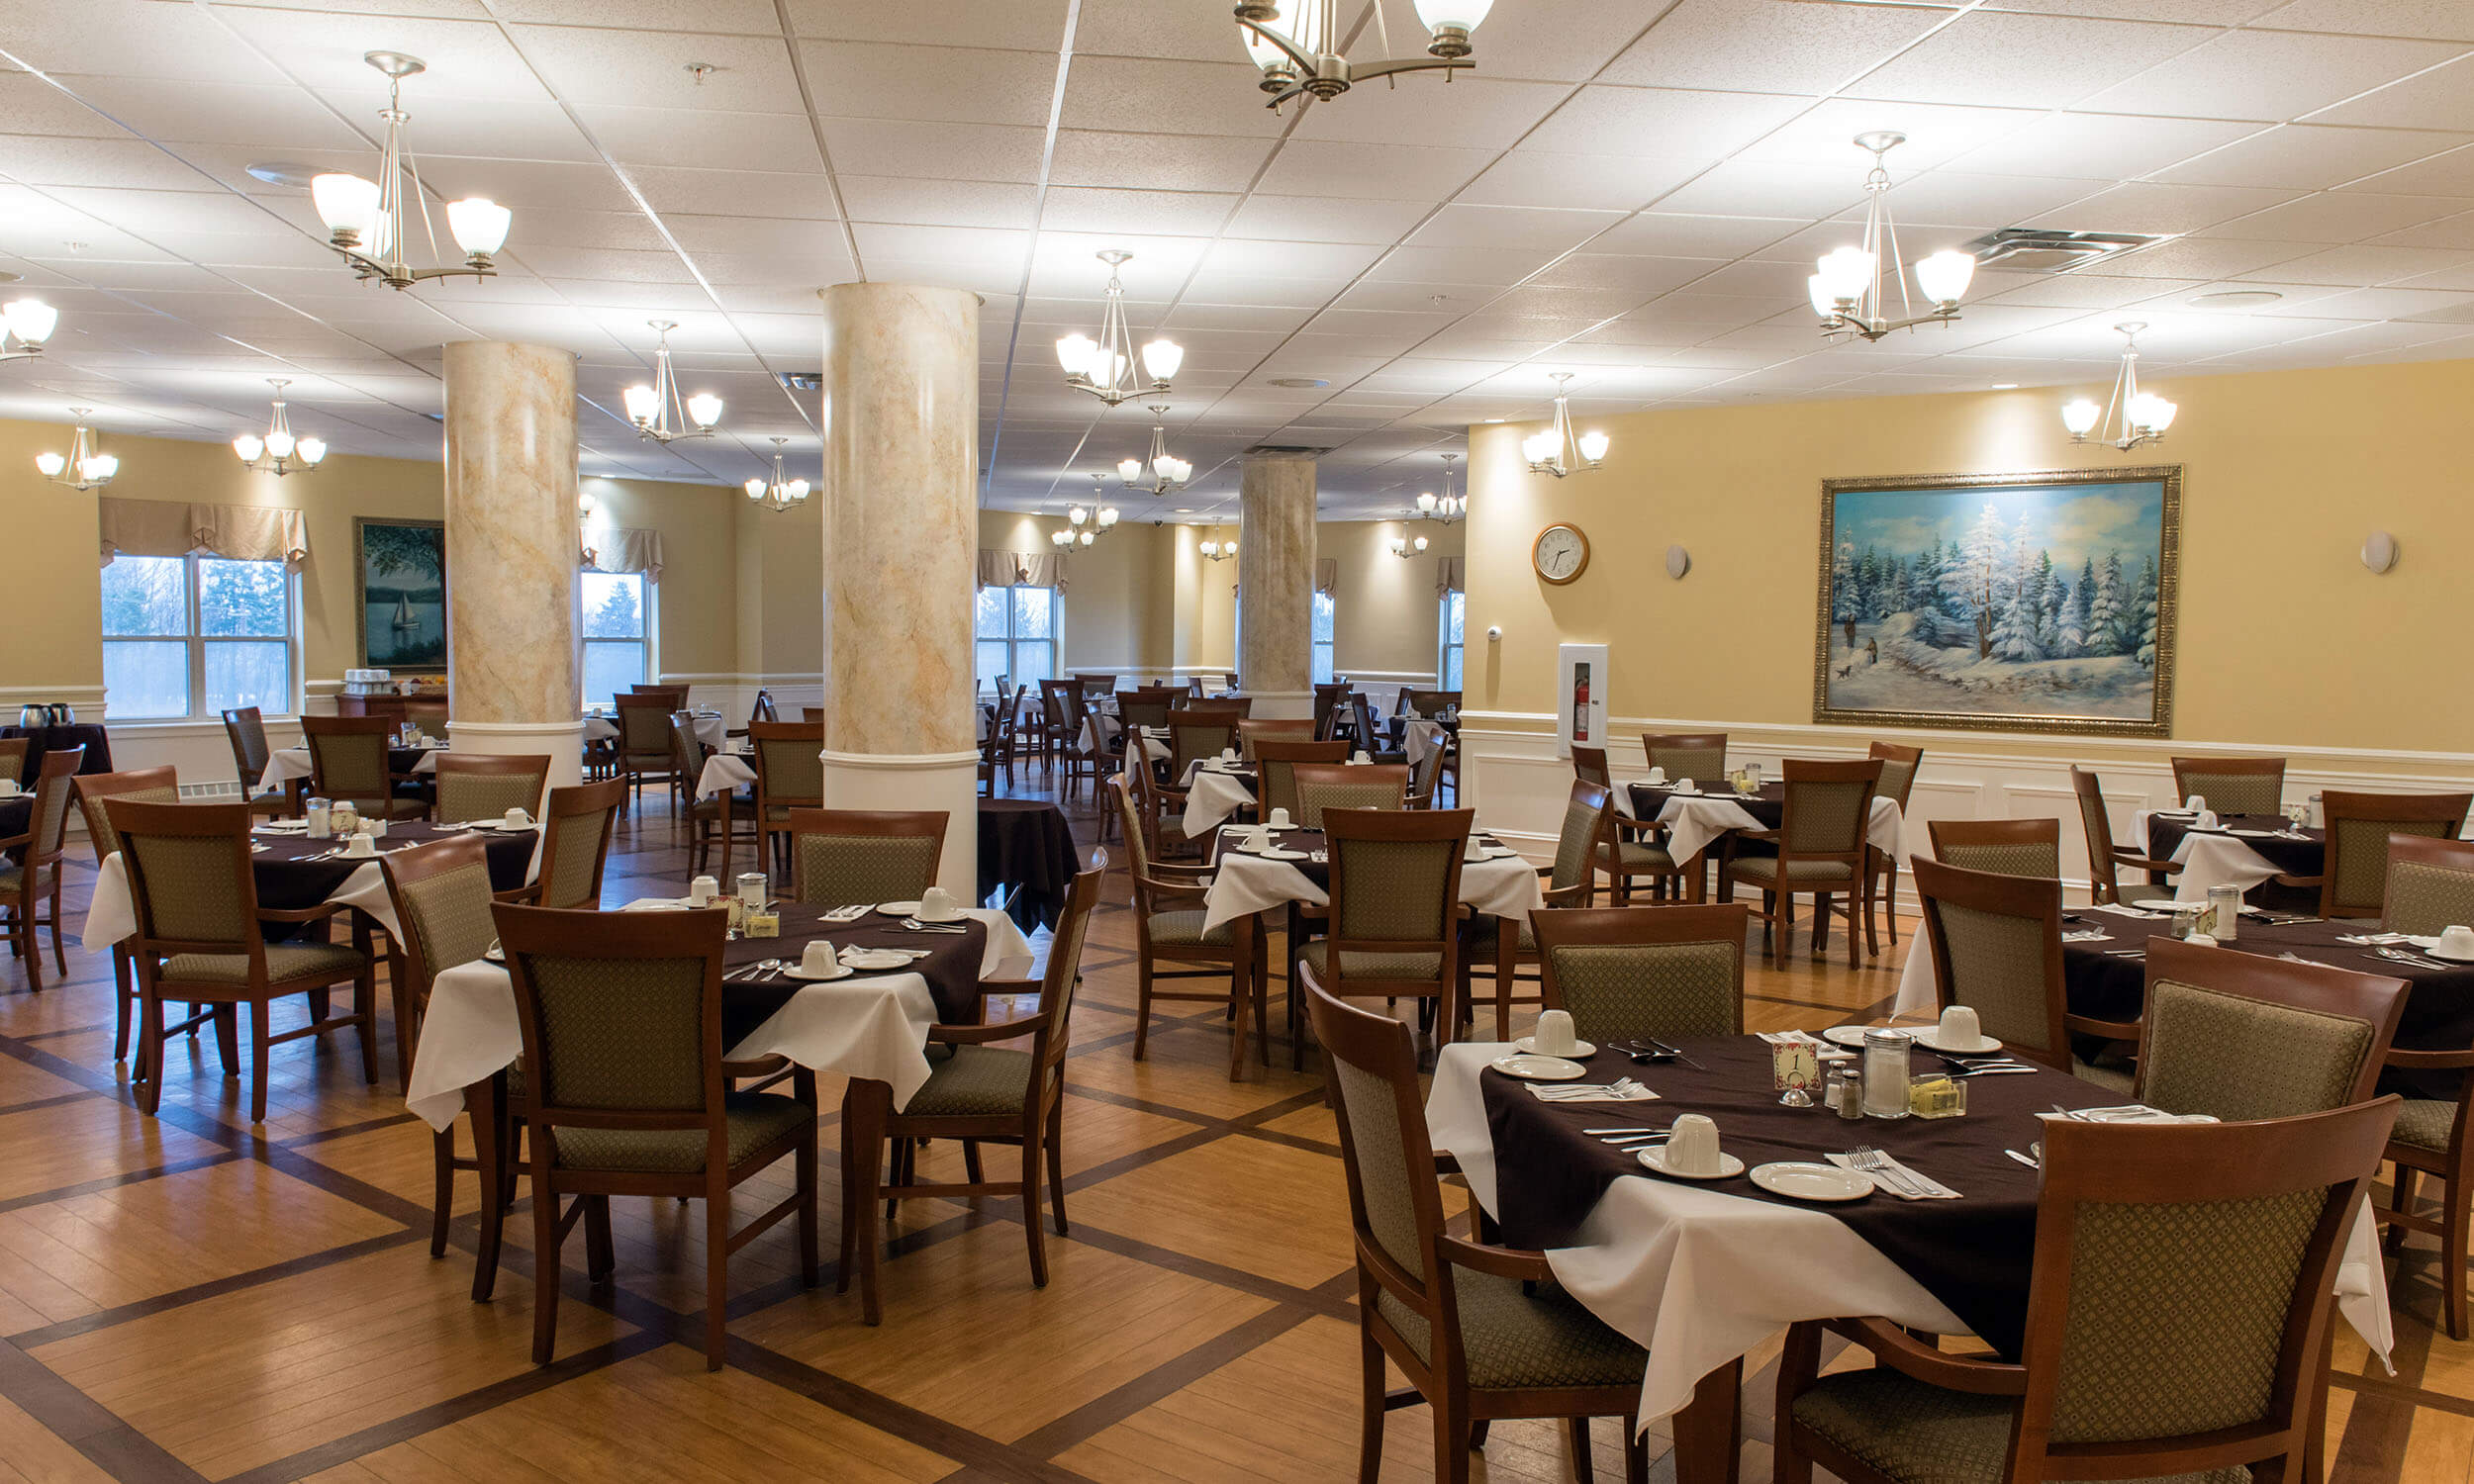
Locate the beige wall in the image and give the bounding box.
[1322,518,1464,686]
[1173,522,1240,680]
[1465,355,2474,767]
[978,510,1171,677]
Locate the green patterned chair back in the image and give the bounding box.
[434,761,547,824]
[615,698,673,760]
[114,801,254,948]
[1409,741,1447,801]
[793,828,941,909]
[1037,871,1103,1069]
[223,706,272,778]
[1942,839,2060,877]
[1304,975,1450,1360]
[2385,853,2474,936]
[517,951,712,1114]
[1119,694,1174,731]
[1781,770,1877,857]
[2171,759,2284,816]
[30,755,83,861]
[1325,818,1466,957]
[1295,771,1406,829]
[394,858,498,993]
[670,711,713,778]
[1113,777,1153,881]
[306,727,389,801]
[1546,942,1737,1045]
[2140,979,2375,1122]
[2322,792,2472,920]
[536,783,620,910]
[1549,786,1611,894]
[1256,741,1348,819]
[1169,719,1235,776]
[1868,748,1921,810]
[76,771,180,868]
[754,730,824,807]
[1646,737,1725,783]
[1932,899,2060,1056]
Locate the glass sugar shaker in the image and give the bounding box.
[1861,1030,1913,1119]
[2208,883,2242,942]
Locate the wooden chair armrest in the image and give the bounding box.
[1439,1235,1555,1283]
[1541,881,1591,909]
[1824,1317,2028,1395]
[1137,878,1212,909]
[2385,1047,2474,1071]
[2271,873,2324,889]
[257,901,348,927]
[976,976,1042,998]
[2110,848,2180,874]
[0,830,30,854]
[928,1016,1046,1046]
[2064,1013,2141,1043]
[494,882,542,905]
[1736,828,1781,844]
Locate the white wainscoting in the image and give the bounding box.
[1463,711,2474,911]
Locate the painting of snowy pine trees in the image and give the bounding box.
[1812,467,2180,737]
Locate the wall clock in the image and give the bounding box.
[1533,522,1589,585]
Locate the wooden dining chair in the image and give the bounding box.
[513,778,625,909]
[841,869,1102,1324]
[1304,972,1653,1484]
[71,765,194,1061]
[1910,857,2135,1086]
[1311,682,1351,741]
[1291,763,1409,827]
[611,694,685,814]
[1117,688,1178,734]
[1290,806,1472,1068]
[747,720,825,882]
[1252,738,1348,821]
[2369,838,2474,1337]
[2168,754,2286,815]
[1111,778,1265,1076]
[673,712,750,880]
[220,705,296,818]
[1166,708,1240,779]
[2305,789,2474,920]
[1862,741,1923,955]
[0,737,25,788]
[1720,758,1879,966]
[800,706,826,723]
[1642,731,1726,784]
[1927,817,2062,878]
[1,747,85,991]
[784,808,946,909]
[1406,739,1450,809]
[1572,744,1684,905]
[1532,901,1748,1049]
[2068,765,2179,907]
[113,798,379,1122]
[1462,780,1613,1041]
[302,714,424,820]
[2135,938,2405,1121]
[1775,1098,2398,1484]
[430,752,550,823]
[1235,717,1315,761]
[497,902,818,1368]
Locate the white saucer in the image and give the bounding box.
[913,909,967,924]
[1821,1026,1879,1049]
[877,900,921,917]
[2429,948,2474,965]
[1638,1149,1743,1180]
[1751,1161,1872,1202]
[1512,1036,1596,1058]
[1260,848,1310,861]
[1915,1032,2004,1055]
[783,963,851,981]
[1489,1054,1587,1081]
[840,949,912,972]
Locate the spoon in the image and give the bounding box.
[731,958,784,981]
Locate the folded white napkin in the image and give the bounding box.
[2086,902,2168,919]
[1527,1082,1660,1104]
[2061,929,2112,943]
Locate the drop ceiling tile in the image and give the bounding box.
[1850,11,2211,108]
[490,244,701,284]
[488,0,780,31]
[1404,203,1624,252]
[1475,0,1669,83]
[2031,180,2306,233]
[2151,122,2470,190]
[1362,243,1561,287]
[815,119,1048,186]
[792,41,1061,127]
[1285,77,1571,152]
[2201,189,2465,240]
[1744,101,2052,171]
[572,106,822,170]
[412,157,642,215]
[785,0,1070,51]
[507,27,806,113]
[1591,213,1808,257]
[2081,30,2467,122]
[1061,56,1287,140]
[1623,292,1785,326]
[1979,271,2207,307]
[662,214,845,255]
[2368,208,2474,248]
[1049,131,1277,193]
[1599,0,1951,94]
[308,94,597,162]
[0,135,228,193]
[2306,53,2474,131]
[1179,273,1349,308]
[1196,238,1385,281]
[2231,244,2474,285]
[1222,194,1436,245]
[1649,160,1870,218]
[1526,253,1726,296]
[1864,171,2118,228]
[1947,110,2258,178]
[1040,186,1238,237]
[1522,86,1812,160]
[220,12,553,104]
[1254,139,1496,201]
[2253,284,2474,317]
[1071,0,1238,62]
[2252,0,2474,41]
[52,78,369,152]
[11,0,293,84]
[837,175,1041,231]
[1456,150,1704,213]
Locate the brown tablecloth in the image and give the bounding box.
[1479,1036,2125,1359]
[2145,813,2324,880]
[0,795,31,865]
[718,900,987,1037]
[977,798,1081,933]
[252,822,536,914]
[1629,781,1783,827]
[2,723,112,786]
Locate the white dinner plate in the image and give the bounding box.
[1752,1161,1873,1202]
[876,900,922,917]
[1488,1054,1587,1081]
[1512,1036,1596,1058]
[1260,847,1310,861]
[625,900,690,912]
[1820,1025,1879,1049]
[1638,1148,1744,1181]
[254,820,310,833]
[783,963,852,981]
[840,949,911,972]
[1915,1031,2004,1054]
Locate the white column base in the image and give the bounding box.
[1241,689,1314,721]
[445,718,587,790]
[820,748,982,897]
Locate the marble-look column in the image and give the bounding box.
[441,340,583,788]
[1238,451,1316,720]
[816,283,980,895]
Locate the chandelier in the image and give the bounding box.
[1197,536,1236,562]
[1057,251,1181,407]
[233,379,327,476]
[623,321,721,443]
[1053,495,1120,549]
[311,53,513,291]
[1235,1,1492,110]
[1414,451,1464,523]
[743,437,810,512]
[1808,132,1975,342]
[0,299,58,362]
[2063,323,2177,451]
[1118,405,1192,496]
[36,409,117,490]
[1389,528,1430,559]
[1523,374,1608,478]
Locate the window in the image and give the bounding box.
[1439,590,1466,691]
[1311,591,1336,685]
[976,584,1059,694]
[580,571,650,707]
[101,555,294,720]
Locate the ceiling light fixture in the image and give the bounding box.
[2062,322,2176,451]
[1197,537,1236,562]
[1808,132,1975,343]
[1389,528,1430,559]
[233,378,326,476]
[1118,405,1192,496]
[1235,0,1491,111]
[623,321,721,443]
[1057,250,1181,407]
[0,299,58,362]
[1413,451,1464,524]
[1522,374,1607,478]
[744,436,810,512]
[36,409,116,490]
[1053,492,1121,550]
[311,53,512,291]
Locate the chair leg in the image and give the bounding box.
[704,1187,730,1370]
[1358,1321,1387,1484]
[21,889,42,991]
[471,1092,509,1302]
[1021,1117,1050,1288]
[389,953,418,1093]
[1884,857,1900,947]
[799,1127,821,1288]
[248,998,272,1123]
[355,974,380,1084]
[112,947,135,1064]
[429,1127,455,1257]
[1433,1393,1472,1484]
[1046,1094,1068,1236]
[584,1194,616,1282]
[1566,1418,1595,1482]
[48,878,65,977]
[530,1187,563,1364]
[136,988,165,1115]
[2386,1167,2421,1254]
[2446,1173,2471,1343]
[1132,955,1153,1062]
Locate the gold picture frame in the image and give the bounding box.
[1811,466,2181,738]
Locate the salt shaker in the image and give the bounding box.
[1860,1030,1913,1119]
[1829,1065,1864,1121]
[2208,883,2242,942]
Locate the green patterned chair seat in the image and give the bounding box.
[163,941,367,986]
[552,1090,810,1173]
[904,1044,1033,1117]
[1731,857,1856,884]
[1376,1273,1647,1391]
[1613,840,1674,870]
[1792,1367,2246,1484]
[1466,915,1537,955]
[2071,1059,2135,1095]
[2392,1097,2456,1152]
[1147,909,1232,947]
[1296,942,1444,982]
[0,863,47,893]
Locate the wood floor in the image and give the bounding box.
[0,768,2462,1483]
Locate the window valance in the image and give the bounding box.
[1436,556,1465,597]
[978,549,1068,592]
[583,526,665,580]
[1314,557,1338,595]
[98,498,308,572]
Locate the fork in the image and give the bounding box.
[1851,1147,1930,1198]
[2376,947,2451,972]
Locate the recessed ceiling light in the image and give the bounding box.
[1991,383,2018,390]
[2189,289,2283,308]
[1269,377,1328,389]
[1172,507,1193,512]
[244,160,326,188]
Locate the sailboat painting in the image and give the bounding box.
[355,517,448,670]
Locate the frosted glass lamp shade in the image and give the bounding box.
[3,299,56,345]
[1913,249,1975,307]
[2061,399,2101,436]
[311,173,380,242]
[622,384,658,424]
[446,197,511,257]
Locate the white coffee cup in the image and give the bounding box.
[1646,766,1666,786]
[363,818,389,840]
[1937,1004,1985,1051]
[920,885,960,922]
[342,832,378,859]
[1464,837,1489,863]
[1665,1114,1723,1176]
[1221,747,1238,763]
[0,780,21,798]
[801,940,838,975]
[689,875,719,907]
[2194,808,2220,830]
[1673,777,1695,794]
[2183,793,2206,814]
[1534,1008,1577,1057]
[1267,807,1293,830]
[2436,925,2474,962]
[1351,750,1372,765]
[503,806,531,829]
[2184,932,2219,949]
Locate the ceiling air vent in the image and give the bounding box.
[1245,443,1331,456]
[776,371,822,392]
[1964,228,2161,274]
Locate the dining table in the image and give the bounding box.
[1200,824,1544,935]
[0,792,34,863]
[1426,1033,2393,1480]
[1,721,113,785]
[2138,809,2329,908]
[976,798,1081,932]
[1179,758,1259,837]
[259,743,440,792]
[1626,781,1907,875]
